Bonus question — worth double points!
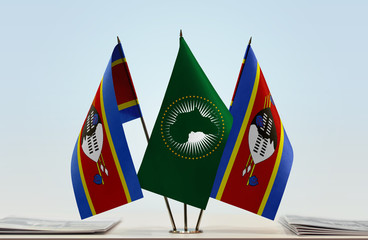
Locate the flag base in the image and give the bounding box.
[169,229,203,234]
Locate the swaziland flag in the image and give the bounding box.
[211,42,293,220]
[71,41,143,219]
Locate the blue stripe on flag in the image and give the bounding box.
[262,128,293,219]
[71,139,92,219]
[210,47,259,198]
[102,60,143,201]
[120,105,142,123]
[111,44,125,62]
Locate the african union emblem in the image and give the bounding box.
[160,96,226,160]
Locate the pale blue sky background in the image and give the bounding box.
[0,0,368,224]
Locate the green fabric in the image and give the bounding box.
[138,37,233,209]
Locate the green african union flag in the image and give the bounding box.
[138,36,233,209]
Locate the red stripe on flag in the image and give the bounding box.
[111,61,138,106]
[220,69,282,214]
[79,86,128,215]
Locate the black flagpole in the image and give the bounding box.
[195,208,203,231]
[116,36,177,232]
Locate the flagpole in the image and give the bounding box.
[198,37,254,232]
[195,37,252,233]
[180,29,196,233]
[195,209,203,231]
[179,29,191,233]
[245,36,252,58]
[116,36,177,232]
[179,29,204,234]
[184,204,188,232]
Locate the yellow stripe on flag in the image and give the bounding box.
[216,63,261,200]
[269,94,272,108]
[246,154,251,166]
[111,58,126,68]
[247,165,255,186]
[257,121,284,216]
[118,99,139,111]
[99,79,132,203]
[77,131,96,215]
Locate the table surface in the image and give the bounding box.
[0,213,367,240]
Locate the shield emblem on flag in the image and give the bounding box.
[248,108,277,165]
[81,105,104,163]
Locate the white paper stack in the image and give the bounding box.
[279,215,368,236]
[0,216,119,234]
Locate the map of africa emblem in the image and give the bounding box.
[161,96,226,160]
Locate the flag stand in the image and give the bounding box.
[168,204,203,234]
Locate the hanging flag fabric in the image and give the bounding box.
[211,44,293,220]
[71,42,143,219]
[138,36,233,209]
